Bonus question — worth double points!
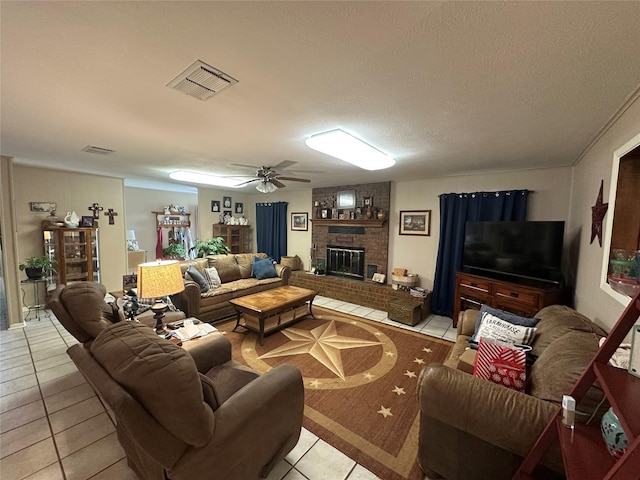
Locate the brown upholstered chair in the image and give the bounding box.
[47,282,185,345]
[49,282,305,479]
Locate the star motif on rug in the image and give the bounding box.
[243,347,254,353]
[377,406,393,418]
[422,347,432,353]
[392,386,406,395]
[363,372,375,380]
[258,320,382,380]
[309,379,322,388]
[385,350,395,357]
[404,370,417,378]
[413,358,425,365]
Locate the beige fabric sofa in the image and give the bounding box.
[172,253,291,323]
[417,305,608,480]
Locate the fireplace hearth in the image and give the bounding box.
[326,245,365,280]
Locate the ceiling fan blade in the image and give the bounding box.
[271,179,286,189]
[229,163,261,170]
[235,178,262,186]
[271,160,297,171]
[277,176,311,183]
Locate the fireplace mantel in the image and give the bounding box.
[310,219,386,228]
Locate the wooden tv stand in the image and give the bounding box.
[452,271,571,326]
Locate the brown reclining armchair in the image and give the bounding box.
[49,282,305,480]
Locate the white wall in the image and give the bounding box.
[388,167,573,291]
[196,187,250,244]
[568,94,640,330]
[13,166,126,306]
[124,186,198,258]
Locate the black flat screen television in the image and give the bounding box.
[462,221,565,285]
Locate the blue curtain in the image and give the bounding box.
[431,190,529,317]
[256,202,288,262]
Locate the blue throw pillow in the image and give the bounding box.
[469,305,541,349]
[252,256,277,280]
[185,266,209,293]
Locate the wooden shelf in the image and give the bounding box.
[556,419,615,480]
[514,291,640,480]
[310,219,386,227]
[593,362,640,437]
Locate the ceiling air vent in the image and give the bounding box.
[167,60,238,101]
[82,145,115,155]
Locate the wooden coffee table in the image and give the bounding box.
[230,286,317,345]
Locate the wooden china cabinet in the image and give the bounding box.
[44,227,100,289]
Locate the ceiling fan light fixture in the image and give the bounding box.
[305,129,395,170]
[256,180,278,193]
[169,170,243,188]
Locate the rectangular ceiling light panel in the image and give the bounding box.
[167,60,238,101]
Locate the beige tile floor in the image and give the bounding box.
[0,295,452,480]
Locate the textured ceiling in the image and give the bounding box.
[2,1,640,191]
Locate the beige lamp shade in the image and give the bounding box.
[137,260,185,298]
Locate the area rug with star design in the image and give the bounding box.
[216,306,453,480]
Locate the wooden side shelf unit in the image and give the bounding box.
[212,224,250,254]
[152,211,191,228]
[453,271,571,326]
[513,290,640,480]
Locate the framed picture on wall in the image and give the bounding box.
[235,202,244,214]
[80,216,94,227]
[223,196,232,209]
[291,212,308,231]
[399,210,431,236]
[211,200,220,212]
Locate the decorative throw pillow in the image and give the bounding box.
[203,267,222,290]
[470,312,537,346]
[251,256,278,280]
[474,305,541,330]
[185,266,209,292]
[469,305,541,349]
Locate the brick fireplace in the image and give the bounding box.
[310,182,391,278]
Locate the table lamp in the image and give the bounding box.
[126,230,139,251]
[137,260,185,333]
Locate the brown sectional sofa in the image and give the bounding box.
[418,305,609,480]
[171,253,291,324]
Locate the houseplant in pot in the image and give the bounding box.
[19,256,56,279]
[162,243,188,260]
[191,237,230,258]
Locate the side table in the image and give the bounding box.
[20,278,51,321]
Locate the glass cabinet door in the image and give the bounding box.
[43,227,100,286]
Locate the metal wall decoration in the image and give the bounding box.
[88,202,104,219]
[104,208,118,225]
[591,180,608,247]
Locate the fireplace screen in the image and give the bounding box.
[326,245,365,280]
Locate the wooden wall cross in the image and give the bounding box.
[104,208,118,225]
[88,202,104,219]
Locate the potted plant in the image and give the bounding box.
[19,256,56,279]
[191,237,230,258]
[162,243,188,260]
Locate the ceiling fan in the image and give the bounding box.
[230,160,311,191]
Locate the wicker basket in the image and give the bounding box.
[281,255,301,270]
